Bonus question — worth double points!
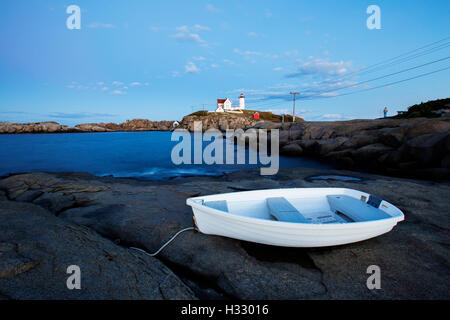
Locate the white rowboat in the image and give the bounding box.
[186,188,404,247]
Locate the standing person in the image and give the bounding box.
[383,107,388,118]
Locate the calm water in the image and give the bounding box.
[0,132,328,180]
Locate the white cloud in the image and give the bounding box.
[185,62,200,74]
[88,22,115,29]
[284,50,299,57]
[149,26,160,32]
[112,90,126,95]
[273,67,283,71]
[265,9,273,18]
[172,25,210,45]
[234,48,262,56]
[101,87,109,91]
[175,25,189,33]
[206,4,221,13]
[112,81,124,86]
[210,64,219,68]
[193,56,206,61]
[192,24,211,32]
[172,32,205,43]
[129,82,141,87]
[223,59,235,65]
[287,57,352,77]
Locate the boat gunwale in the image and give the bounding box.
[187,189,404,230]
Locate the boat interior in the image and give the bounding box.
[202,194,395,224]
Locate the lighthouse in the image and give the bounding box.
[239,93,245,109]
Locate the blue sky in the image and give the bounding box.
[0,0,449,126]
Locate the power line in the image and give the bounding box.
[248,64,450,107]
[318,36,450,83]
[298,56,450,99]
[247,49,450,106]
[301,65,450,101]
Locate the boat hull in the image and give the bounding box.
[191,206,399,247]
[187,188,404,247]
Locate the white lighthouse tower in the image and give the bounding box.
[239,93,245,109]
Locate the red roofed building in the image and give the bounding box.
[215,94,245,112]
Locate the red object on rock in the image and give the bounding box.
[253,112,260,120]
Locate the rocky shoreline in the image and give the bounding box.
[248,117,450,180]
[0,119,176,134]
[0,109,296,134]
[2,115,449,181]
[0,167,449,299]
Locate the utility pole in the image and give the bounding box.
[289,92,300,122]
[202,104,206,111]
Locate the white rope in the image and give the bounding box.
[129,226,197,257]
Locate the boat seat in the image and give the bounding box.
[204,200,228,212]
[327,195,391,222]
[266,197,309,223]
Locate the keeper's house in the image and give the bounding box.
[215,94,245,113]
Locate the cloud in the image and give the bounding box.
[287,57,352,77]
[210,63,219,68]
[88,22,116,29]
[112,81,124,86]
[172,31,204,44]
[247,31,266,38]
[149,26,162,32]
[192,24,211,32]
[129,82,141,87]
[193,56,206,61]
[66,83,89,90]
[223,59,235,65]
[264,9,273,18]
[185,62,200,74]
[112,90,126,95]
[175,25,189,33]
[172,25,210,45]
[273,67,283,71]
[284,50,299,57]
[47,112,116,119]
[174,33,204,43]
[234,48,262,56]
[206,4,221,13]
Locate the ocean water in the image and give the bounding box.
[0,131,329,180]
